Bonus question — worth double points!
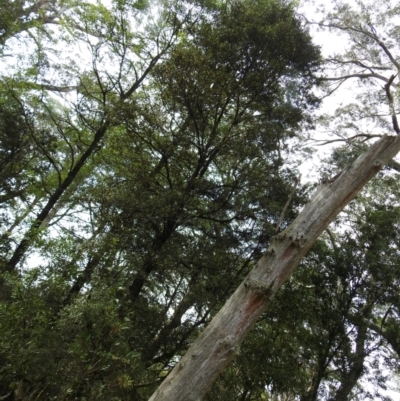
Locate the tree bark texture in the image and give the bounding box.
[148,134,400,401]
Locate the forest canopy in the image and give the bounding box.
[1,0,400,400]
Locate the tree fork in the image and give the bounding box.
[149,134,400,401]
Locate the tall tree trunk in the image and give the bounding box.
[148,134,400,401]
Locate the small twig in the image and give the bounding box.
[380,306,392,330]
[317,79,346,100]
[134,379,162,388]
[325,58,393,72]
[274,175,300,234]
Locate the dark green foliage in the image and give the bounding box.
[0,90,32,204]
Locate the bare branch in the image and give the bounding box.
[40,84,78,93]
[326,58,393,72]
[313,134,382,146]
[325,228,338,254]
[316,22,400,71]
[274,175,300,234]
[318,79,347,100]
[384,74,400,135]
[372,33,400,72]
[321,73,390,85]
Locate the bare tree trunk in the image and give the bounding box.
[148,134,400,401]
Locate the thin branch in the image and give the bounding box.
[40,84,78,92]
[380,306,393,329]
[372,32,400,72]
[318,79,347,100]
[313,134,382,146]
[321,73,390,85]
[326,58,393,72]
[4,195,42,235]
[325,228,338,255]
[387,159,400,172]
[384,74,400,135]
[134,379,162,389]
[316,22,400,71]
[274,174,300,234]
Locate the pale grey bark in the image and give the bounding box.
[149,134,400,401]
